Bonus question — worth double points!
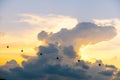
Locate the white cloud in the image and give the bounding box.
[81,19,120,67]
[93,19,120,51]
[19,14,78,33]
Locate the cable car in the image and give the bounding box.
[21,50,23,52]
[56,57,59,60]
[98,63,101,66]
[7,45,9,48]
[78,60,80,62]
[40,53,43,55]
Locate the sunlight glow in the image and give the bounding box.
[80,45,91,59]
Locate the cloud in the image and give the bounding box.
[75,60,89,69]
[0,18,118,80]
[0,43,91,80]
[86,19,120,68]
[0,43,120,80]
[99,70,114,76]
[0,60,19,80]
[63,46,76,58]
[38,44,58,55]
[19,14,78,33]
[0,60,19,71]
[38,22,117,52]
[105,64,117,69]
[114,71,120,80]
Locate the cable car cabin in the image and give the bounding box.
[78,60,80,62]
[98,63,101,66]
[21,50,23,52]
[7,46,9,48]
[56,57,59,60]
[40,53,43,56]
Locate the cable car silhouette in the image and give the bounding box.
[78,60,80,62]
[40,53,43,56]
[7,45,9,48]
[21,50,23,52]
[98,63,101,66]
[56,57,59,60]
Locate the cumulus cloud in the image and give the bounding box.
[38,22,116,52]
[0,43,120,80]
[0,20,118,80]
[0,60,19,71]
[85,19,120,68]
[0,43,92,80]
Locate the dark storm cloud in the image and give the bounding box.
[0,43,120,80]
[113,71,120,80]
[63,46,76,58]
[8,64,91,80]
[116,71,120,76]
[0,44,91,80]
[99,70,114,76]
[75,60,89,69]
[38,22,117,48]
[0,60,19,71]
[38,44,58,54]
[105,64,117,69]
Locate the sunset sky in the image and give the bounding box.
[0,0,120,80]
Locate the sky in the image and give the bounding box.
[0,0,120,80]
